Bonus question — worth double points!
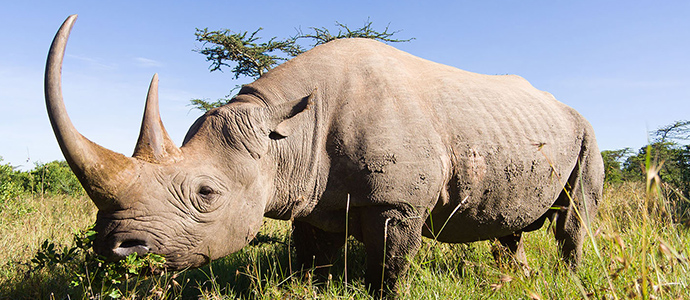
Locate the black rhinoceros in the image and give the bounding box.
[45,15,603,297]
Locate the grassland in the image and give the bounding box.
[0,181,688,299]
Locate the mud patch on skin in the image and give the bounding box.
[361,152,397,173]
[466,148,487,186]
[504,161,526,182]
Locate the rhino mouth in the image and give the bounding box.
[93,224,211,270]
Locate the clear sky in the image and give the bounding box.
[1,1,688,170]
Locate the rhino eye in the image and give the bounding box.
[198,186,216,199]
[191,184,220,212]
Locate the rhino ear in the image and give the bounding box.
[266,88,316,139]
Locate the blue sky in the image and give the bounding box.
[1,1,688,170]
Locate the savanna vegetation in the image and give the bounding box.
[1,132,689,299]
[1,20,688,299]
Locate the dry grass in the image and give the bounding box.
[0,194,96,297]
[0,194,95,267]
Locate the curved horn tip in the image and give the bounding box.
[63,14,78,28]
[147,73,159,96]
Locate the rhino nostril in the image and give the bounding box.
[119,239,147,248]
[113,239,150,258]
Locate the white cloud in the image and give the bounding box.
[135,57,163,68]
[65,54,117,70]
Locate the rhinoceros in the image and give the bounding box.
[46,15,603,297]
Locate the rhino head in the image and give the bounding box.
[45,15,310,269]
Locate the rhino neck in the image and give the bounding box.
[237,45,351,220]
[266,104,328,220]
[244,88,328,221]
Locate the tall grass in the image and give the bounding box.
[1,180,688,299]
[0,194,96,297]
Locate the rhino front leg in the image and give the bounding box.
[292,220,345,278]
[360,206,424,299]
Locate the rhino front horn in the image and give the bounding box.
[45,14,137,208]
[132,74,182,163]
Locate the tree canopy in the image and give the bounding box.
[190,20,412,111]
[654,120,690,144]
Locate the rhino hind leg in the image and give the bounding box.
[292,220,346,278]
[553,137,602,268]
[492,232,531,275]
[359,205,425,299]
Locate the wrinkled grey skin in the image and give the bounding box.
[46,15,603,297]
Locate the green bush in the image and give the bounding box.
[0,158,84,200]
[27,161,84,197]
[0,157,25,203]
[601,149,630,184]
[27,225,167,299]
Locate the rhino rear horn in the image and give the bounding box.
[132,74,182,163]
[45,15,137,207]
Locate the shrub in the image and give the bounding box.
[27,225,168,299]
[0,157,25,203]
[27,161,84,197]
[0,158,85,199]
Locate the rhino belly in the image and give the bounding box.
[423,162,566,243]
[423,204,549,243]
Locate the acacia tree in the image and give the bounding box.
[190,20,412,111]
[655,120,690,143]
